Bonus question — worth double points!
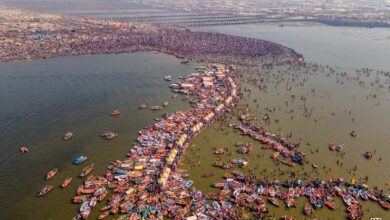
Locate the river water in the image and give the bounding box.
[0,52,196,219]
[0,24,389,219]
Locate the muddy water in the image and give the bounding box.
[0,52,197,220]
[183,64,390,219]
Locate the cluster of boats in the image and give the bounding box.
[233,123,306,166]
[35,63,389,219]
[209,171,388,219]
[37,157,95,197]
[69,64,242,219]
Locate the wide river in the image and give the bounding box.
[0,24,389,219]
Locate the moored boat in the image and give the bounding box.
[304,203,312,216]
[379,199,389,210]
[268,197,279,206]
[97,211,109,219]
[325,200,336,210]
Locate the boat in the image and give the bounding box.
[80,164,94,178]
[304,203,312,216]
[271,152,280,159]
[379,199,389,210]
[268,187,276,197]
[268,197,279,206]
[286,198,296,208]
[89,197,98,208]
[46,168,58,180]
[61,177,72,188]
[80,201,91,219]
[325,200,336,210]
[97,211,110,219]
[37,185,54,197]
[64,132,73,140]
[219,189,230,196]
[20,146,29,153]
[312,163,318,169]
[342,195,353,206]
[73,195,88,203]
[100,131,118,140]
[73,156,87,164]
[281,159,295,167]
[180,59,189,64]
[246,194,257,203]
[139,104,147,109]
[164,75,172,81]
[110,110,121,116]
[181,180,193,189]
[150,105,162,110]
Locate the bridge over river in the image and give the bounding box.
[103,13,306,27]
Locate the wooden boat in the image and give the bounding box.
[325,200,336,210]
[271,151,280,159]
[281,159,295,167]
[63,132,73,140]
[46,168,58,180]
[37,185,54,197]
[304,203,312,216]
[150,105,162,110]
[268,187,276,197]
[379,199,389,210]
[77,186,95,195]
[268,197,279,206]
[110,110,121,116]
[97,189,108,201]
[139,104,147,109]
[97,211,109,219]
[61,177,72,188]
[80,201,91,219]
[20,146,29,153]
[219,189,230,196]
[80,164,94,178]
[73,195,88,203]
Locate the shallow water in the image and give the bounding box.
[0,52,196,219]
[184,64,390,219]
